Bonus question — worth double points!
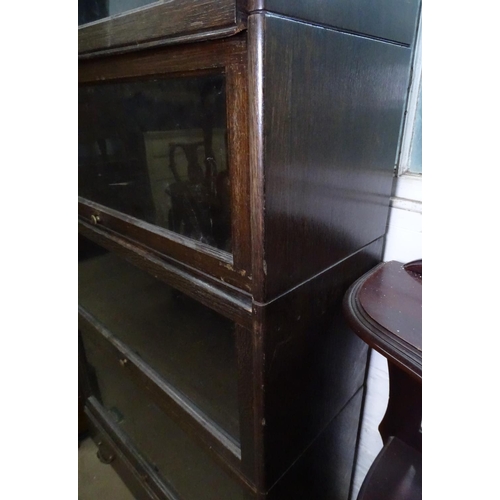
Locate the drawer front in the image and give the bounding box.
[79,235,241,442]
[81,331,252,500]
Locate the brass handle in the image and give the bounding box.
[90,214,100,225]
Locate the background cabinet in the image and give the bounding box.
[78,1,421,498]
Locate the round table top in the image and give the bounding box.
[343,260,422,381]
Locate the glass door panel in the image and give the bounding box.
[78,236,239,440]
[82,333,250,500]
[79,0,158,25]
[79,73,232,252]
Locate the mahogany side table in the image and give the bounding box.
[343,260,422,500]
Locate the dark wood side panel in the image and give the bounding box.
[79,0,243,55]
[266,389,364,500]
[248,0,420,46]
[247,13,266,302]
[251,13,412,301]
[256,238,383,489]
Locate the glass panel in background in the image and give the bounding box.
[78,74,232,252]
[82,333,250,500]
[79,0,158,25]
[78,236,240,440]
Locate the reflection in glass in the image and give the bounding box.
[82,334,249,500]
[78,0,157,25]
[79,74,231,252]
[78,236,239,440]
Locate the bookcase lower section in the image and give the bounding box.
[84,387,364,500]
[85,396,254,500]
[79,238,381,500]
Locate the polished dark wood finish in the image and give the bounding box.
[79,0,247,56]
[403,259,422,276]
[226,61,252,273]
[79,35,247,83]
[379,364,422,451]
[79,2,420,498]
[357,437,422,500]
[248,12,413,302]
[344,260,422,379]
[247,14,266,302]
[267,389,364,500]
[256,238,382,489]
[247,0,421,46]
[358,261,421,353]
[234,325,262,483]
[343,260,422,499]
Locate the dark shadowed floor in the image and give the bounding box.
[79,437,135,500]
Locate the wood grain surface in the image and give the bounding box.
[78,3,421,498]
[247,0,420,45]
[254,238,383,490]
[79,0,245,55]
[267,389,364,500]
[249,12,413,302]
[358,261,422,351]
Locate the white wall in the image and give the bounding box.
[384,173,422,262]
